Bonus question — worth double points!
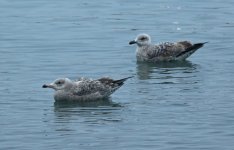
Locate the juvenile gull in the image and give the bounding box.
[42,76,132,101]
[129,33,207,62]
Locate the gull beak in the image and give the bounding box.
[42,83,54,89]
[129,40,137,45]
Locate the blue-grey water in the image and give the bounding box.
[1,0,234,149]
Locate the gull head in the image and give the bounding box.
[42,78,73,91]
[129,33,151,46]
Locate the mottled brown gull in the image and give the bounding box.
[42,76,132,101]
[129,33,207,62]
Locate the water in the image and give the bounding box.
[1,0,234,149]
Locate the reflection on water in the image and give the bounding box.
[136,60,198,81]
[54,98,121,109]
[53,98,123,125]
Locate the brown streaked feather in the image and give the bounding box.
[148,42,188,58]
[98,76,133,87]
[177,41,192,49]
[98,77,114,85]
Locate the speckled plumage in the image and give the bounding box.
[129,33,207,62]
[43,76,132,101]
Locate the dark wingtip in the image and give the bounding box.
[113,76,133,86]
[120,76,134,81]
[193,42,208,48]
[201,42,209,45]
[176,42,207,58]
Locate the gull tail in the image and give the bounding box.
[176,42,208,60]
[113,76,133,86]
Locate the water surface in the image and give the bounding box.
[1,0,234,149]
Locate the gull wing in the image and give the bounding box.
[146,41,191,59]
[72,76,132,97]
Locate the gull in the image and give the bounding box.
[129,33,207,62]
[42,76,132,101]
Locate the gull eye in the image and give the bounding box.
[56,80,64,85]
[140,37,147,41]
